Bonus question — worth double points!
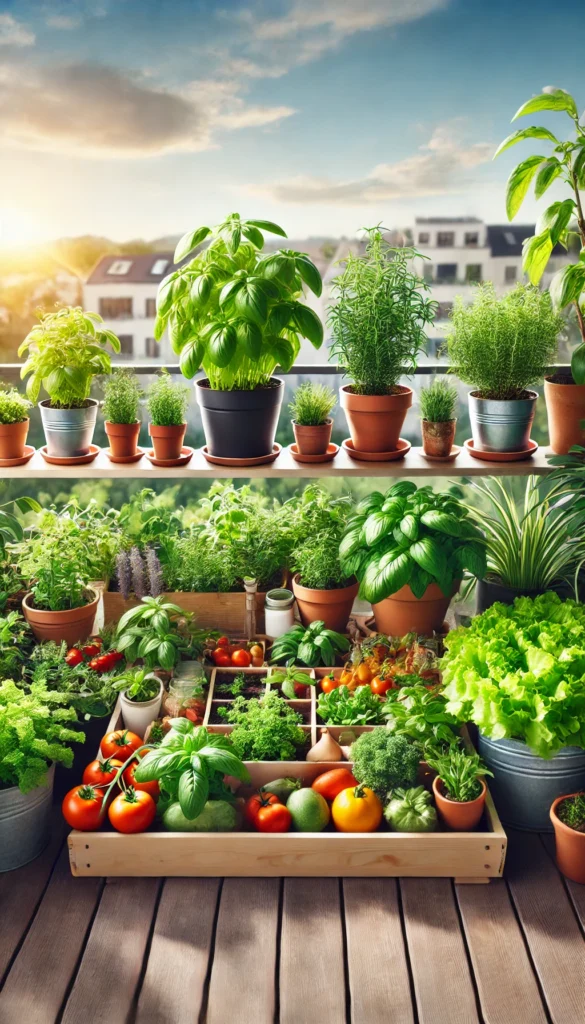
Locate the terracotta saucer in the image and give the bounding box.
[201,443,281,467]
[0,445,36,468]
[288,442,339,464]
[342,438,411,462]
[464,438,538,463]
[421,444,461,463]
[144,446,194,468]
[104,446,145,464]
[40,444,100,466]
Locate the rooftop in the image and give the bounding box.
[86,252,177,285]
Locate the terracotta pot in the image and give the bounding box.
[372,580,460,636]
[544,376,585,454]
[433,776,487,831]
[105,420,141,458]
[292,574,359,632]
[340,385,412,453]
[0,419,29,460]
[292,419,332,456]
[421,419,456,458]
[22,588,99,646]
[148,423,187,461]
[550,792,585,884]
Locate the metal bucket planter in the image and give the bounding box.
[477,733,585,831]
[0,765,54,872]
[468,391,537,453]
[39,399,98,458]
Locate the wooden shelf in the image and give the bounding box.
[1,445,555,478]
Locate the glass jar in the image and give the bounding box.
[162,663,207,723]
[265,588,295,639]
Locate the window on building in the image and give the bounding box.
[145,337,158,358]
[436,263,457,282]
[145,298,157,317]
[99,297,133,319]
[423,263,433,282]
[465,264,482,283]
[504,231,517,246]
[435,302,453,320]
[464,232,479,246]
[107,260,133,276]
[437,232,455,247]
[150,259,169,276]
[418,232,430,244]
[505,265,518,283]
[118,335,134,358]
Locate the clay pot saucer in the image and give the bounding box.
[201,443,281,467]
[421,445,461,463]
[342,437,411,462]
[464,438,538,463]
[104,446,145,464]
[289,442,338,464]
[40,444,100,466]
[144,446,194,468]
[0,445,36,468]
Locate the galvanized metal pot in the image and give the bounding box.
[468,391,537,452]
[0,765,54,872]
[477,733,585,831]
[39,399,98,458]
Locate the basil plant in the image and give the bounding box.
[339,482,486,604]
[495,86,585,383]
[154,213,324,390]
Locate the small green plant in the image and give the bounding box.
[289,381,336,425]
[328,228,436,395]
[289,485,353,591]
[216,671,249,698]
[383,683,461,752]
[111,668,161,703]
[425,748,493,803]
[102,369,143,424]
[447,283,562,400]
[557,793,585,832]
[294,531,349,591]
[317,684,385,725]
[29,641,119,719]
[116,596,192,670]
[0,611,33,680]
[0,387,32,424]
[146,371,190,427]
[351,731,420,799]
[0,678,83,792]
[420,378,458,423]
[266,666,313,699]
[19,307,121,407]
[217,693,307,761]
[0,497,41,560]
[270,621,350,667]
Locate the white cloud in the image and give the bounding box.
[46,15,82,30]
[217,105,297,129]
[0,13,35,47]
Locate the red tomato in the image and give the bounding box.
[216,636,230,648]
[108,789,156,834]
[320,675,341,694]
[212,648,232,667]
[82,642,101,658]
[62,785,105,831]
[100,729,143,762]
[65,648,84,667]
[244,791,280,827]
[123,762,160,799]
[312,768,359,802]
[294,684,309,698]
[231,648,251,668]
[82,758,124,787]
[256,803,292,833]
[370,677,393,696]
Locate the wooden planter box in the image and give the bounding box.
[68,685,507,881]
[102,589,268,635]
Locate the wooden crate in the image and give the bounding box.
[102,589,268,634]
[68,697,507,880]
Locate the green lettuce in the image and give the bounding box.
[440,593,585,758]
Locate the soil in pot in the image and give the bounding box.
[544,374,585,454]
[292,419,332,456]
[340,385,412,453]
[196,378,284,459]
[421,419,456,458]
[105,420,141,458]
[432,775,486,831]
[551,793,585,884]
[292,574,359,633]
[22,588,99,646]
[148,423,187,461]
[0,419,29,461]
[372,581,460,636]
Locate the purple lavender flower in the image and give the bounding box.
[115,550,131,600]
[145,546,163,598]
[130,547,146,600]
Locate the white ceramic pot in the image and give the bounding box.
[120,677,163,739]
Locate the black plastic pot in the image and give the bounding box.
[195,377,284,458]
[476,576,575,614]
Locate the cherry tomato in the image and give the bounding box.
[122,761,160,799]
[108,788,156,834]
[100,729,143,762]
[321,674,341,694]
[90,651,124,673]
[355,663,372,685]
[82,641,101,658]
[82,758,124,787]
[244,791,281,827]
[294,683,309,698]
[212,650,232,667]
[256,803,292,833]
[370,676,393,696]
[231,648,251,668]
[65,648,84,667]
[216,636,230,648]
[62,785,105,831]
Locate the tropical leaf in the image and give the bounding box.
[522,230,553,285]
[493,125,560,159]
[506,155,546,219]
[512,89,578,121]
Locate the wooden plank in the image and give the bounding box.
[401,878,479,1024]
[457,879,548,1024]
[207,878,279,1024]
[0,848,102,1024]
[60,877,160,1024]
[541,832,585,932]
[344,878,414,1024]
[506,829,585,1023]
[280,878,346,1024]
[136,878,219,1024]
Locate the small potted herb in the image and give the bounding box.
[419,378,458,459]
[550,792,585,884]
[146,371,190,461]
[270,621,350,667]
[289,381,336,457]
[0,387,32,461]
[102,369,143,460]
[19,306,121,458]
[290,488,357,631]
[116,595,192,671]
[447,284,562,455]
[112,667,164,736]
[426,748,493,831]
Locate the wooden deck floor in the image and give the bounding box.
[1,824,584,1024]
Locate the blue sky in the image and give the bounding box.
[0,0,584,245]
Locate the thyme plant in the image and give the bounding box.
[0,387,31,424]
[288,381,336,425]
[146,372,190,426]
[102,369,143,424]
[420,379,458,422]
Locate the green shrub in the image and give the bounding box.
[0,678,82,792]
[420,378,458,422]
[147,371,190,426]
[217,693,307,760]
[289,381,336,426]
[351,731,420,799]
[102,369,143,424]
[0,387,31,424]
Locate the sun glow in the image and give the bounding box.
[0,206,42,247]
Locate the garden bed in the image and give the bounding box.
[102,588,268,634]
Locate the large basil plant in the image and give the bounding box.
[339,482,486,604]
[495,87,585,383]
[154,213,324,390]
